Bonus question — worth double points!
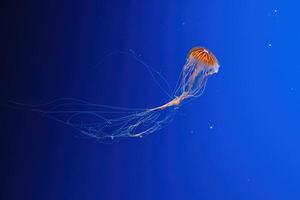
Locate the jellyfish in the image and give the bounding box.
[9,47,219,140]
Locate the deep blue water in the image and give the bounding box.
[2,0,300,199]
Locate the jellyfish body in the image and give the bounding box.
[10,46,219,140]
[183,47,219,96]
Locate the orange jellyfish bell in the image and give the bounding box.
[188,47,220,73]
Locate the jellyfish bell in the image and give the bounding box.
[188,47,220,75]
[188,47,219,67]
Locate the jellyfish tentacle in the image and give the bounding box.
[93,50,173,99]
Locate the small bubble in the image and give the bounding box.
[268,43,272,47]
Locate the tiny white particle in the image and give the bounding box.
[209,126,213,129]
[274,9,278,13]
[268,43,272,47]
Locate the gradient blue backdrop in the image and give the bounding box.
[2,0,300,199]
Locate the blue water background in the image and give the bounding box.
[2,0,300,199]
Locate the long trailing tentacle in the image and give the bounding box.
[92,49,173,99]
[8,98,177,140]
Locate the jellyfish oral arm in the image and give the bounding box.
[149,92,190,111]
